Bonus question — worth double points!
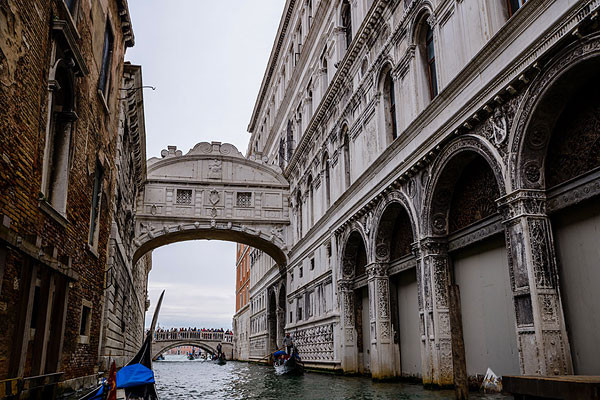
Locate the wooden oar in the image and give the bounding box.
[258,347,284,361]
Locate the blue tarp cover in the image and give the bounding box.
[273,350,287,357]
[117,363,155,389]
[79,383,103,400]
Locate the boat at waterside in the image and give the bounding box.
[80,291,165,400]
[273,349,304,376]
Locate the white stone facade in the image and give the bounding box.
[245,0,600,385]
[100,64,152,369]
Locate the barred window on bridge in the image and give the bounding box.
[176,189,192,205]
[236,192,252,208]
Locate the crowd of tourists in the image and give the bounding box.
[153,327,233,341]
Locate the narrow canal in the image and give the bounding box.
[153,356,512,399]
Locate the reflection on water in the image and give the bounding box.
[154,356,512,400]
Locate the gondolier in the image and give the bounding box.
[216,343,222,357]
[283,333,294,355]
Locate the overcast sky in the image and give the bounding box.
[126,0,285,329]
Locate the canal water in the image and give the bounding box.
[153,356,512,399]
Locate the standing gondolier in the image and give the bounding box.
[216,343,222,357]
[283,333,294,355]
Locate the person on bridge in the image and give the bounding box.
[217,342,222,357]
[283,333,294,355]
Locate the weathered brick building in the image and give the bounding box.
[0,0,136,394]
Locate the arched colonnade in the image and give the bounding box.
[335,35,600,384]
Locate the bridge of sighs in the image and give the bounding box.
[132,142,290,266]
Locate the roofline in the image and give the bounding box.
[247,0,297,134]
[117,0,135,47]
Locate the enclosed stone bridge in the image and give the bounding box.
[132,142,290,265]
[152,331,234,359]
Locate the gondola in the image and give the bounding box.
[80,291,165,400]
[212,354,227,365]
[273,348,304,376]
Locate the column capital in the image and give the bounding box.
[497,189,547,221]
[419,237,448,256]
[366,262,389,279]
[337,279,354,291]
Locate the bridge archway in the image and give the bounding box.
[132,142,290,266]
[152,340,234,360]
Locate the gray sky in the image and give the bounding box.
[126,0,285,329]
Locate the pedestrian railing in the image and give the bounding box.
[0,371,63,399]
[153,330,234,343]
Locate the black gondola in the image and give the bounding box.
[273,348,304,375]
[212,354,227,365]
[80,291,165,400]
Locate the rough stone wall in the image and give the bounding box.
[0,0,132,384]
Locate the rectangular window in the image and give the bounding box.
[289,311,293,323]
[89,160,104,246]
[99,20,114,96]
[299,266,303,278]
[310,258,315,270]
[236,192,252,208]
[113,283,119,312]
[30,285,41,329]
[0,245,6,295]
[64,0,77,14]
[176,189,192,205]
[507,0,527,17]
[80,305,91,336]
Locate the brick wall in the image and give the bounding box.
[0,0,134,384]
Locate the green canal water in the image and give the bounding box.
[153,357,512,399]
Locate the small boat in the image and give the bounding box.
[156,354,165,361]
[273,348,304,375]
[212,354,227,365]
[187,353,195,361]
[80,291,165,400]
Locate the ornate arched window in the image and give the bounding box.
[296,190,303,239]
[322,152,331,208]
[341,0,352,49]
[425,24,438,99]
[342,125,351,189]
[307,175,314,227]
[382,68,398,142]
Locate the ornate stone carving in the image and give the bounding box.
[376,279,390,319]
[209,189,220,206]
[490,108,508,146]
[433,258,449,308]
[528,219,554,288]
[208,159,222,179]
[293,323,335,362]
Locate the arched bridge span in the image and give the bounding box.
[152,331,234,360]
[132,142,290,265]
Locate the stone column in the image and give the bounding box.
[276,309,285,348]
[419,238,454,387]
[498,189,572,375]
[338,279,358,373]
[411,242,432,385]
[366,262,396,379]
